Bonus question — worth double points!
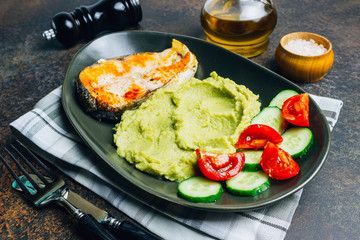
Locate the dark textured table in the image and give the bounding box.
[1,0,359,239]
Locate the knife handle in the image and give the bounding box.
[108,219,163,240]
[78,213,118,240]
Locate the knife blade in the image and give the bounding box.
[64,189,163,240]
[13,175,162,240]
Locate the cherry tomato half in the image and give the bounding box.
[236,124,283,150]
[282,93,310,127]
[260,142,300,180]
[196,149,245,181]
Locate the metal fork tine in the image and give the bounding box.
[0,154,32,194]
[4,147,42,192]
[1,141,68,208]
[12,140,53,184]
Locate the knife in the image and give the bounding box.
[13,175,162,240]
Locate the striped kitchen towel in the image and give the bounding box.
[9,87,343,240]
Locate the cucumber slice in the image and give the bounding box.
[279,127,314,158]
[242,150,263,172]
[269,89,299,109]
[250,106,288,134]
[178,176,223,203]
[226,171,270,197]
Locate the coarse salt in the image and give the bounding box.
[284,39,327,56]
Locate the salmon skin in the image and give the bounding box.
[77,39,198,121]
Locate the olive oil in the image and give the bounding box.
[200,0,277,57]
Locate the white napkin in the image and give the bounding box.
[10,87,343,240]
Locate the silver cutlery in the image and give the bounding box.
[0,140,162,240]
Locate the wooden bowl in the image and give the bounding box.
[275,32,334,82]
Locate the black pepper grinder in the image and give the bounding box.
[43,0,142,47]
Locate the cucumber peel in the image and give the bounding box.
[279,127,314,158]
[269,89,299,109]
[242,150,263,172]
[251,106,288,134]
[178,176,223,203]
[226,171,270,197]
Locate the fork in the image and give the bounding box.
[0,140,118,240]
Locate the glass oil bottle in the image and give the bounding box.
[200,0,277,58]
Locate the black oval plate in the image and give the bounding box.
[62,30,330,211]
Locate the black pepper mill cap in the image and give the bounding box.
[128,0,143,24]
[43,0,142,47]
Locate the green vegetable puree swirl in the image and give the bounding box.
[114,72,260,181]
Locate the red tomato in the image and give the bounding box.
[260,142,300,180]
[196,149,245,181]
[282,93,310,127]
[236,124,283,150]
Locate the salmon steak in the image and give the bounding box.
[77,39,198,121]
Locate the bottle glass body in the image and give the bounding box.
[200,0,277,58]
